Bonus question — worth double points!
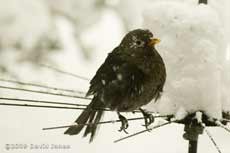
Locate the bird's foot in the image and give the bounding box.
[117,113,129,134]
[140,108,154,131]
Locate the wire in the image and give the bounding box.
[43,117,145,130]
[0,78,86,94]
[42,115,170,130]
[204,128,222,153]
[216,121,230,133]
[0,103,88,110]
[0,85,91,100]
[39,64,90,81]
[114,120,174,143]
[0,97,87,107]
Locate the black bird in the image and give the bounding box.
[64,29,166,142]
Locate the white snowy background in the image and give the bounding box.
[0,0,229,153]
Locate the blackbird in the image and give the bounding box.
[64,29,166,142]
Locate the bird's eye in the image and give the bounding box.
[136,40,142,45]
[135,40,144,47]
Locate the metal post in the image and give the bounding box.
[188,139,198,153]
[183,124,204,153]
[199,0,208,4]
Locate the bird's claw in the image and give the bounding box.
[118,114,129,134]
[140,109,155,130]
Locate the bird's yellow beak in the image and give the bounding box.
[148,38,161,47]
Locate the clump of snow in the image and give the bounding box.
[143,2,227,119]
[175,107,188,121]
[195,111,203,123]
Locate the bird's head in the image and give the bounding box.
[120,29,160,51]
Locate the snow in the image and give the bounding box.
[195,111,203,124]
[143,1,228,119]
[0,0,229,152]
[101,80,106,85]
[117,73,123,81]
[111,0,147,30]
[0,0,52,49]
[175,107,188,121]
[47,0,103,32]
[221,54,230,113]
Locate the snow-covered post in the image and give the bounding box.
[143,0,227,152]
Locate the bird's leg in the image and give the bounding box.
[117,112,129,134]
[139,108,155,129]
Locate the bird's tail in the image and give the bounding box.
[64,97,104,142]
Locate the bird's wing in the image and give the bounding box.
[86,50,145,99]
[86,50,126,96]
[101,61,146,109]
